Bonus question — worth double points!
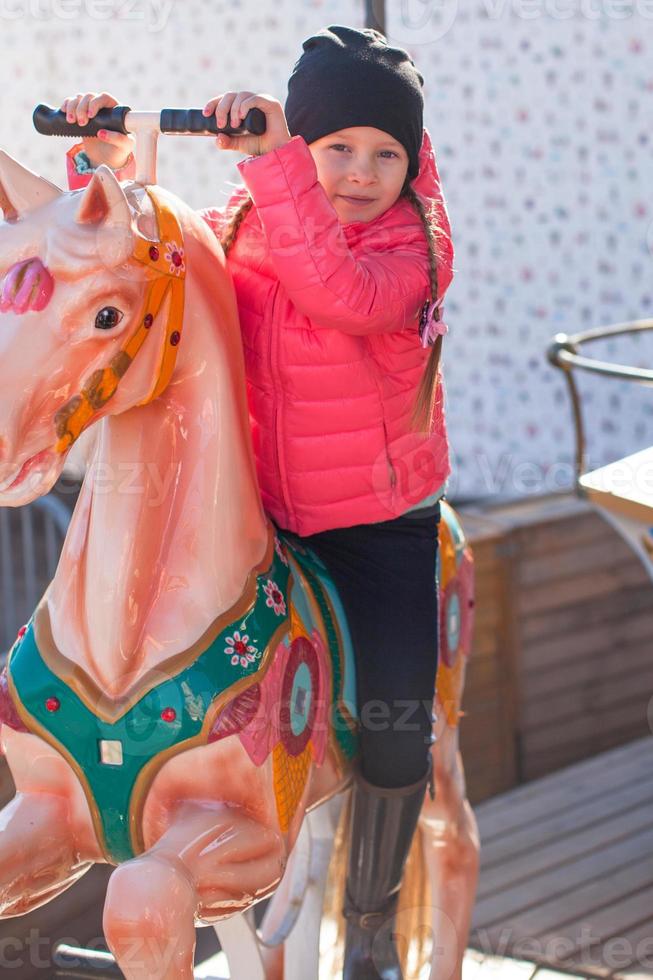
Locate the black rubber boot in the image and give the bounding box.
[342,756,434,980]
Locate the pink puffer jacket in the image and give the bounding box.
[67,129,454,536]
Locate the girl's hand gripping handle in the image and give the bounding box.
[33,102,131,138]
[204,91,290,156]
[46,93,135,170]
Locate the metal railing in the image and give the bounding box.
[547,318,653,486]
[0,492,73,655]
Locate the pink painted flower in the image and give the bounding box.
[224,630,258,668]
[164,241,185,276]
[263,579,286,616]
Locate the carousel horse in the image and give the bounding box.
[0,145,478,979]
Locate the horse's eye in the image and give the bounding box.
[95,307,123,331]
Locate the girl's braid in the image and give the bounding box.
[221,196,253,257]
[401,182,446,434]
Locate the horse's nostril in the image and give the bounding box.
[0,257,54,314]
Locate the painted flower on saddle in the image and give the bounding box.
[263,579,286,616]
[224,630,259,668]
[164,240,185,276]
[419,294,449,349]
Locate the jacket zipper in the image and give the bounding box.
[383,419,397,491]
[269,284,290,527]
[365,337,397,498]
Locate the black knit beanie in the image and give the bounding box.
[284,24,424,179]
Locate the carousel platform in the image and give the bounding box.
[469,734,653,979]
[193,947,592,978]
[462,949,596,978]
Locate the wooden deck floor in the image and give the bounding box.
[195,947,589,978]
[462,949,594,977]
[469,734,653,979]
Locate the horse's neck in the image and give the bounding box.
[47,226,270,699]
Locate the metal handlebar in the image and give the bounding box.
[547,319,653,484]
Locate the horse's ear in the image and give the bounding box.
[75,165,134,266]
[0,150,62,221]
[75,164,132,228]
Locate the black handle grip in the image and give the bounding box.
[33,104,131,137]
[160,107,267,136]
[33,104,267,139]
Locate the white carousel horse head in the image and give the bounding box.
[0,155,142,505]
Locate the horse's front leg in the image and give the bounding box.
[0,791,91,916]
[103,801,287,980]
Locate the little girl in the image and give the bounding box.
[62,23,455,979]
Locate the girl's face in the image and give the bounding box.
[308,127,410,223]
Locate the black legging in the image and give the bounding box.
[284,501,441,789]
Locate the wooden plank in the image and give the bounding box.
[466,764,518,805]
[474,737,652,821]
[521,586,653,645]
[519,699,652,756]
[458,513,507,547]
[512,517,615,561]
[520,613,653,684]
[532,971,592,980]
[460,952,540,978]
[518,558,649,618]
[522,654,653,720]
[461,494,594,542]
[469,597,505,636]
[519,534,635,589]
[549,885,653,970]
[603,917,653,978]
[477,752,653,855]
[460,711,511,754]
[461,653,502,699]
[460,948,545,978]
[472,825,653,931]
[521,723,653,782]
[520,660,653,732]
[470,626,504,660]
[474,786,653,901]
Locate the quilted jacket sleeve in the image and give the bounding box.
[65,142,136,189]
[236,133,452,335]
